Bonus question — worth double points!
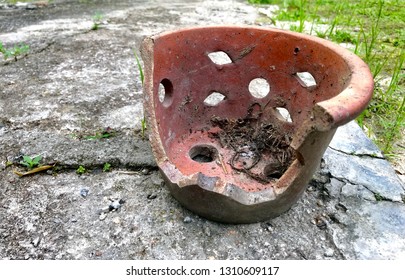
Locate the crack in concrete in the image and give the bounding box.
[307,177,347,259]
[328,173,393,202]
[3,162,159,178]
[1,14,103,67]
[324,228,346,259]
[327,172,405,206]
[314,177,348,259]
[59,162,159,172]
[328,146,385,159]
[0,34,71,66]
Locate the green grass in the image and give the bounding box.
[84,127,115,140]
[0,42,29,61]
[250,0,405,157]
[20,155,42,170]
[76,165,86,175]
[103,162,111,172]
[134,50,144,86]
[141,117,147,139]
[374,192,384,201]
[134,50,147,139]
[91,12,104,30]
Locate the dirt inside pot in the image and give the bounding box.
[209,104,297,184]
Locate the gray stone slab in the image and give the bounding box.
[341,183,376,201]
[0,129,156,169]
[323,147,404,202]
[328,199,405,259]
[329,121,384,158]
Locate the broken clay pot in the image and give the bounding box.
[141,26,373,223]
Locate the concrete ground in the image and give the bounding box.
[0,0,404,260]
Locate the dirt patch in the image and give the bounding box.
[209,105,297,184]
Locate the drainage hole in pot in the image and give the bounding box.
[189,145,217,163]
[264,163,284,180]
[275,107,293,123]
[249,78,270,98]
[294,72,317,88]
[208,51,232,65]
[158,78,174,107]
[204,92,226,106]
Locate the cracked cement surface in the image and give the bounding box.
[1,0,404,260]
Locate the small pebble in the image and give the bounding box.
[183,216,192,223]
[141,168,149,175]
[147,194,157,200]
[99,206,110,214]
[307,186,315,192]
[99,213,107,221]
[109,199,125,211]
[32,236,41,247]
[80,188,89,198]
[324,248,334,257]
[95,251,102,257]
[109,200,122,211]
[26,3,38,10]
[204,226,211,237]
[315,216,327,229]
[261,222,274,232]
[317,199,325,207]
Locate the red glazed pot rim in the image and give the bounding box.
[148,25,373,128]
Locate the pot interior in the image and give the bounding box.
[150,27,351,192]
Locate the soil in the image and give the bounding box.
[209,114,296,184]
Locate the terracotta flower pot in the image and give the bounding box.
[141,26,373,223]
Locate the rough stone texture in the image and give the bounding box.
[324,147,404,202]
[0,0,404,260]
[329,121,384,158]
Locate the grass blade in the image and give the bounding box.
[134,50,144,86]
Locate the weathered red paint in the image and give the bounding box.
[141,26,373,223]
